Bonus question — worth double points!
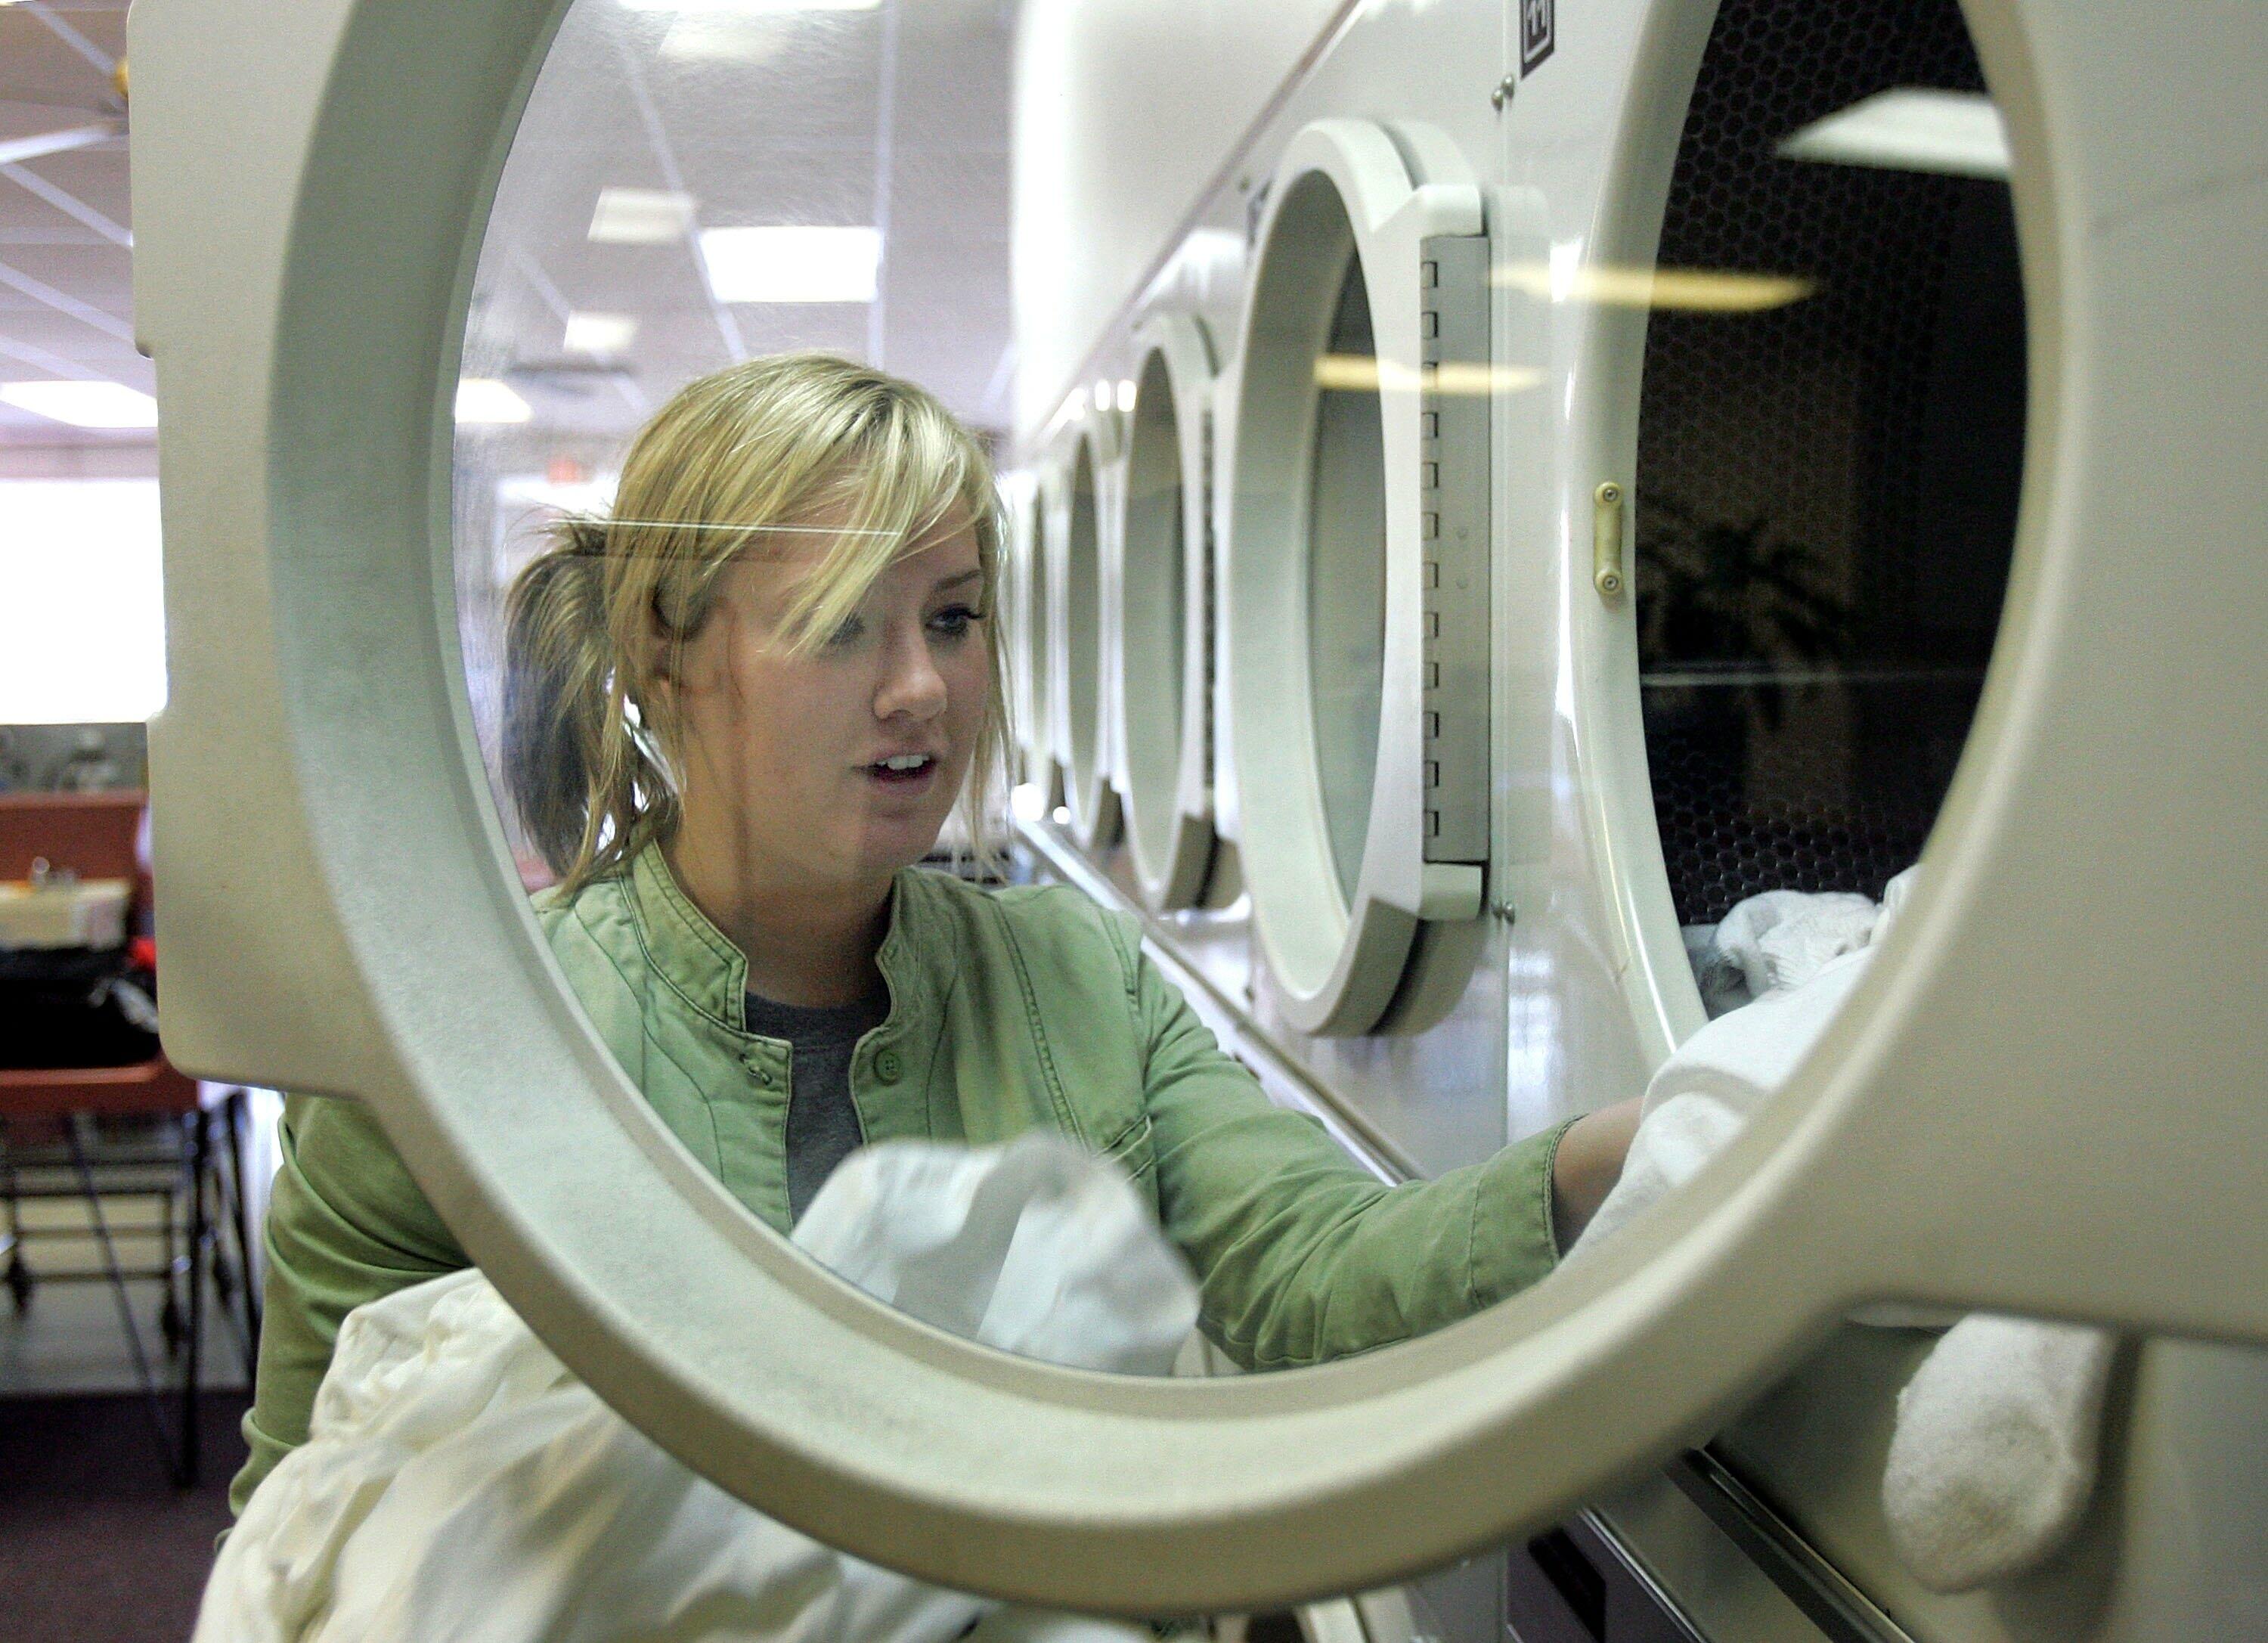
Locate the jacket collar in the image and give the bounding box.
[625,843,944,1037]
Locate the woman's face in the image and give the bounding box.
[663,506,991,900]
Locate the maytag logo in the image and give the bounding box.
[1521,0,1555,74]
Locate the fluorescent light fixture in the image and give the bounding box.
[1092,380,1111,413]
[455,378,533,424]
[1114,380,1136,413]
[698,225,880,303]
[589,187,698,244]
[1779,88,2010,180]
[1312,356,1543,396]
[0,380,158,429]
[1493,262,1817,312]
[563,312,639,355]
[621,0,879,11]
[0,479,167,723]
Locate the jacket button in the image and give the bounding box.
[874,1049,903,1083]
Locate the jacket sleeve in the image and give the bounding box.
[229,1092,470,1516]
[1129,934,1572,1371]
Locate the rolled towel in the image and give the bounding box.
[1883,1316,2118,1592]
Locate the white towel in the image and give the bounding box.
[1572,873,2119,1593]
[1570,946,1873,1255]
[197,1133,1190,1643]
[1712,888,1880,998]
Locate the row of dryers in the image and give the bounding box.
[996,0,2268,1638]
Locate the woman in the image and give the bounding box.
[231,353,1639,1516]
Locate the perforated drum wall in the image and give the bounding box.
[1634,0,2027,925]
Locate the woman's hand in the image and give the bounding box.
[1551,1098,1643,1251]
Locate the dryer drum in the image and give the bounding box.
[1632,0,2026,931]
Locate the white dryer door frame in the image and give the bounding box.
[999,470,1049,798]
[1056,408,1123,848]
[1115,311,1218,910]
[1225,119,1492,1037]
[132,0,2268,1619]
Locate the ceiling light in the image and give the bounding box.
[1493,262,1817,312]
[563,312,639,355]
[0,380,158,429]
[1778,88,2010,179]
[1114,380,1136,413]
[455,379,533,425]
[621,0,879,11]
[698,225,880,303]
[589,188,697,245]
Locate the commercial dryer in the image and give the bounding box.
[132,0,2268,1635]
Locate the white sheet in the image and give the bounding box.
[197,1133,1193,1643]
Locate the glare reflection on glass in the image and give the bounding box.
[1312,355,1544,395]
[1778,88,2010,180]
[1492,262,1817,312]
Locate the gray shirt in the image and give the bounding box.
[745,986,891,1223]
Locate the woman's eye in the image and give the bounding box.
[928,605,984,638]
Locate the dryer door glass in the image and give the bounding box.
[1308,253,1390,907]
[1634,0,2025,978]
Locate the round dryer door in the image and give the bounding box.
[1115,312,1218,910]
[1055,410,1123,848]
[1030,451,1070,812]
[1225,119,1493,1036]
[1000,471,1052,802]
[1582,0,2037,1054]
[132,0,2268,1620]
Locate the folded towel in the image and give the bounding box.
[1573,871,2120,1592]
[1883,1316,2118,1592]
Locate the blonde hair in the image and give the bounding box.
[502,352,1011,894]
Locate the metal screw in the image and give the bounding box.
[1491,898,1517,922]
[1491,75,1517,110]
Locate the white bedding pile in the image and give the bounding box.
[198,1133,1198,1643]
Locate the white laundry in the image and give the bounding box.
[1570,945,1872,1255]
[1572,871,2119,1593]
[1712,887,1880,999]
[195,1133,1193,1643]
[1882,1314,2118,1593]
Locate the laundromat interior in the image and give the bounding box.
[2,0,2264,1638]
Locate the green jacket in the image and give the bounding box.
[233,845,1570,1514]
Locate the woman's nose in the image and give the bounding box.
[875,626,948,721]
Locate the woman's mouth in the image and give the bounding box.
[866,753,939,792]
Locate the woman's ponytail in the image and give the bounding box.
[503,517,642,890]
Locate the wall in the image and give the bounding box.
[1010,0,1355,444]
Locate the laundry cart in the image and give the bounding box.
[129,0,2268,1638]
